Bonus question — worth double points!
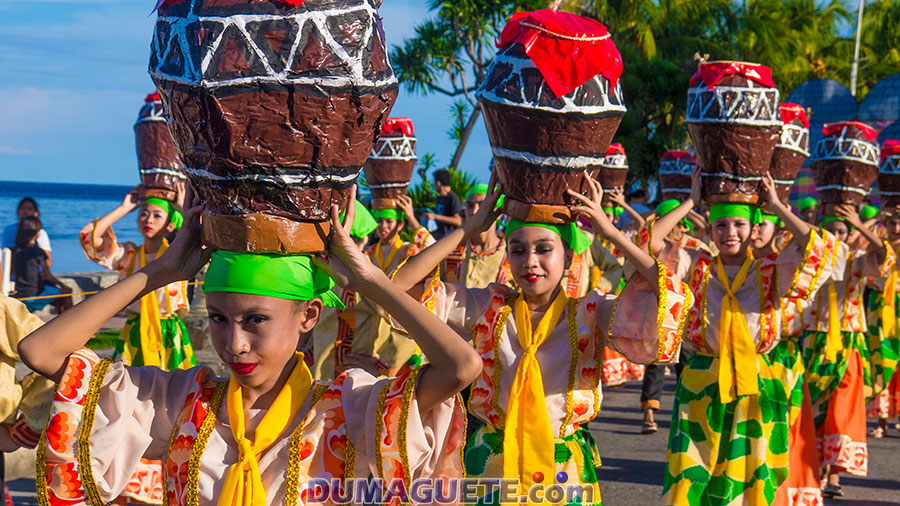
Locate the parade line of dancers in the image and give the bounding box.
[2,2,899,506]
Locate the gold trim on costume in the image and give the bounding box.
[35,432,49,506]
[284,383,329,506]
[185,381,227,506]
[654,261,670,361]
[374,381,390,482]
[398,368,421,488]
[787,230,817,296]
[492,303,513,428]
[560,300,578,439]
[78,358,112,506]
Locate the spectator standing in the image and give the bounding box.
[10,217,69,313]
[2,198,52,267]
[422,169,463,238]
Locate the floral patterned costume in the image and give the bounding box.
[663,231,830,506]
[79,221,194,370]
[421,262,691,505]
[804,240,895,476]
[38,348,464,505]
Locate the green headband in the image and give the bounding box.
[505,219,591,255]
[655,199,681,217]
[203,251,344,309]
[169,209,184,229]
[798,197,819,212]
[373,208,404,222]
[143,197,173,217]
[820,216,854,232]
[860,205,879,220]
[759,212,782,227]
[465,183,506,207]
[349,200,377,238]
[466,184,489,200]
[653,199,694,234]
[709,203,761,225]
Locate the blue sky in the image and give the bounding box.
[0,0,494,186]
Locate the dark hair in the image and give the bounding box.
[15,216,42,249]
[17,197,38,214]
[433,169,451,187]
[628,189,647,200]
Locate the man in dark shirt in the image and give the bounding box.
[422,169,462,238]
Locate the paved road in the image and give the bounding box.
[8,370,899,505]
[589,378,900,506]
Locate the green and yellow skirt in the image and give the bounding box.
[465,425,602,506]
[804,330,871,427]
[114,312,196,370]
[663,346,800,506]
[864,289,900,395]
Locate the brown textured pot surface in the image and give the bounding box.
[364,158,415,200]
[138,187,178,203]
[202,210,330,253]
[371,198,400,210]
[705,193,759,205]
[690,123,778,202]
[878,171,900,208]
[660,174,693,200]
[810,159,876,206]
[502,199,572,224]
[760,148,805,206]
[150,0,398,252]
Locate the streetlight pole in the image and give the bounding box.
[850,0,866,96]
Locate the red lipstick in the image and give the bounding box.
[229,362,257,375]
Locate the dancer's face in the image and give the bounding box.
[464,193,486,221]
[207,292,320,392]
[885,215,900,243]
[376,218,402,243]
[800,207,817,224]
[751,221,777,250]
[507,226,572,296]
[711,217,752,258]
[137,203,173,240]
[824,220,850,242]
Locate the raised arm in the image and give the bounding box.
[390,182,502,293]
[837,205,888,263]
[568,174,659,294]
[607,188,645,229]
[686,210,708,237]
[396,195,423,232]
[89,188,140,250]
[19,206,210,382]
[761,172,811,244]
[313,194,481,415]
[650,166,701,256]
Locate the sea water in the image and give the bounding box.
[0,181,142,274]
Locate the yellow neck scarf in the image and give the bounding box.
[882,267,898,342]
[504,288,568,501]
[820,245,841,362]
[218,352,312,506]
[375,235,403,272]
[715,254,760,403]
[135,240,168,369]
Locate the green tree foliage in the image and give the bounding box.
[391,0,547,170]
[394,0,900,189]
[569,0,900,185]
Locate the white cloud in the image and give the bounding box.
[0,146,31,154]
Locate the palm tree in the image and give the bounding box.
[391,0,546,170]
